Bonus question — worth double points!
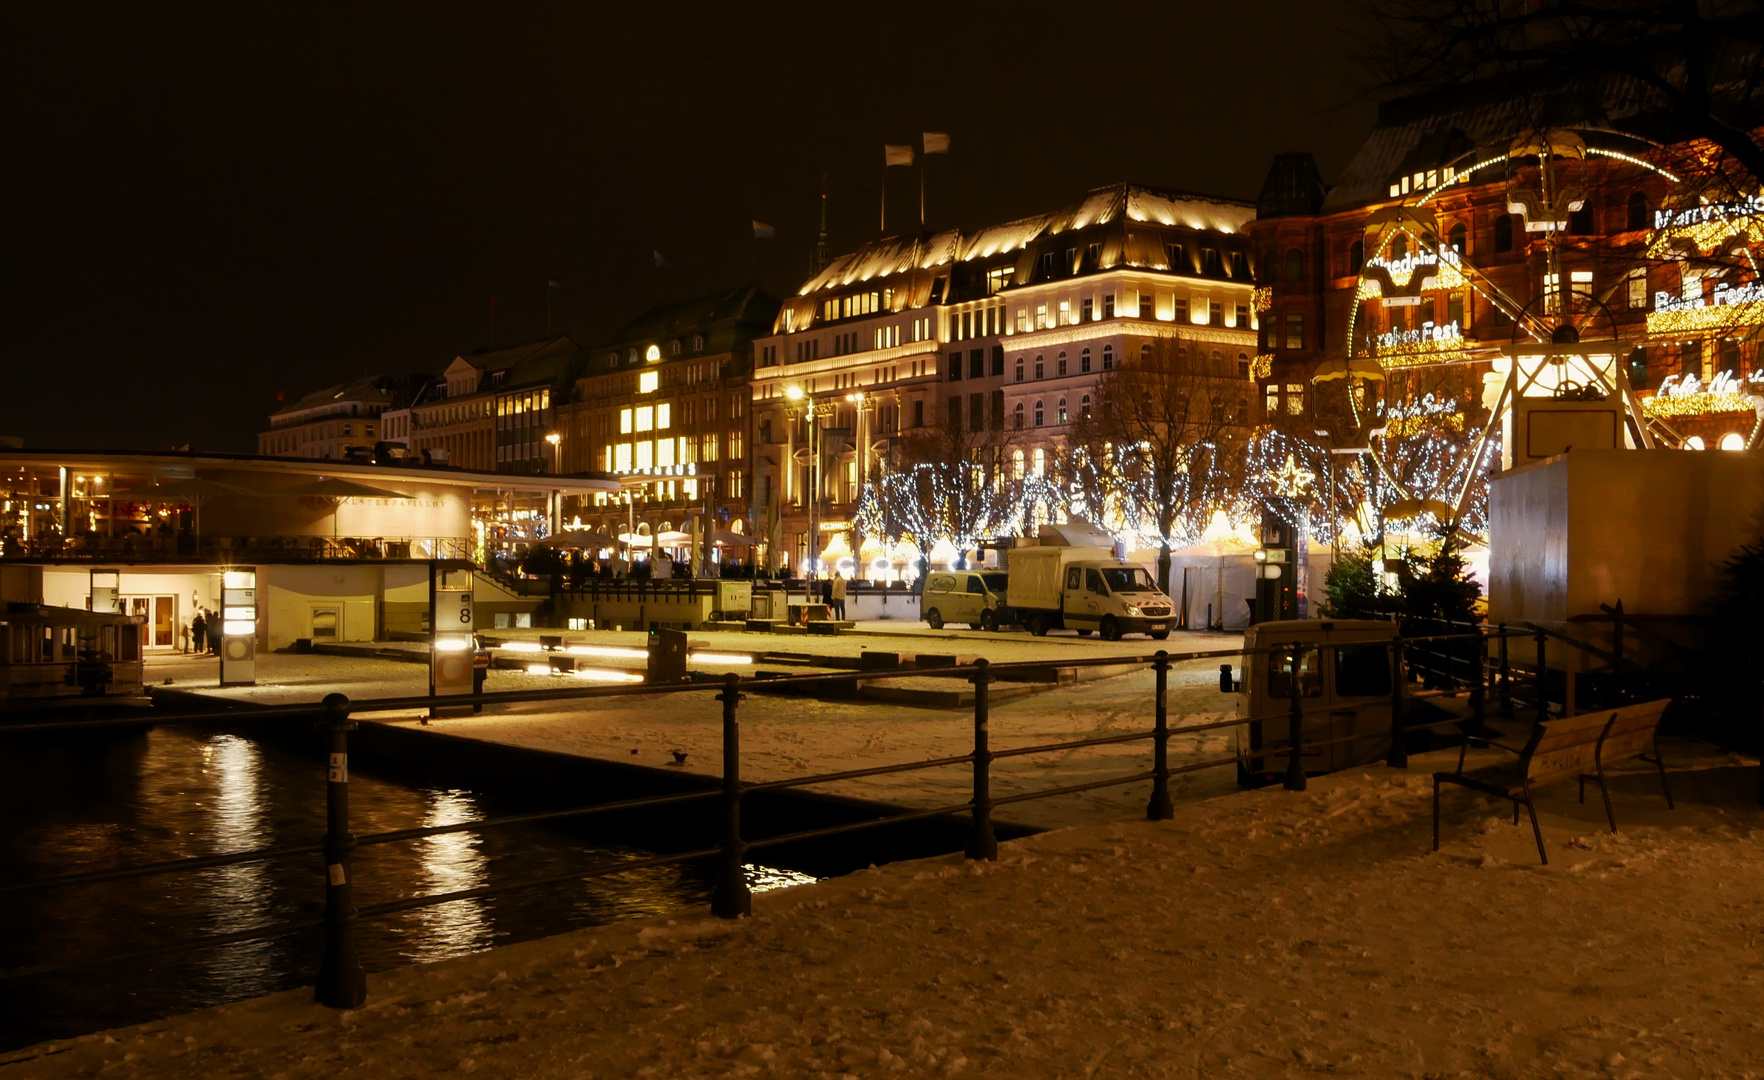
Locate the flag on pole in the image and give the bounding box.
[653,249,670,269]
[923,132,951,154]
[885,144,914,167]
[752,220,775,239]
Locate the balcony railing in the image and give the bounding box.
[0,535,476,563]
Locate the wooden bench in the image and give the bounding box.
[1432,699,1673,865]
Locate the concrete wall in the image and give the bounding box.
[262,564,381,649]
[0,565,43,604]
[194,478,471,540]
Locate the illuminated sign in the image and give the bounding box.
[1375,320,1462,352]
[1653,196,1764,231]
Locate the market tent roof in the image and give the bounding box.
[709,527,753,548]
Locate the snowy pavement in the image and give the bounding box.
[9,747,1762,1079]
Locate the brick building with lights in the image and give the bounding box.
[1246,74,1764,463]
[559,286,778,550]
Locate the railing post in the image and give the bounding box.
[1534,626,1550,724]
[1497,623,1513,717]
[711,672,750,918]
[315,693,366,1009]
[965,658,998,860]
[1284,646,1307,792]
[1146,650,1173,821]
[1470,629,1487,727]
[1386,635,1407,768]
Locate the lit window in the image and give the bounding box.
[1032,448,1045,476]
[615,443,633,470]
[657,439,675,467]
[619,408,633,434]
[656,403,671,429]
[639,371,659,394]
[635,406,654,432]
[1012,449,1025,479]
[1285,384,1306,416]
[1080,393,1092,418]
[645,345,661,362]
[1057,397,1068,424]
[636,441,653,469]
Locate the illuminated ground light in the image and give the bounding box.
[745,864,819,893]
[689,652,754,665]
[573,668,644,683]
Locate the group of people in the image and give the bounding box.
[186,608,222,654]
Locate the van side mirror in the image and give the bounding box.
[1218,663,1237,694]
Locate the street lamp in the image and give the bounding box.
[544,432,562,534]
[784,385,818,580]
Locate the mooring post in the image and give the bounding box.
[315,692,366,1009]
[965,658,997,860]
[1386,635,1407,769]
[711,672,750,919]
[1534,626,1550,724]
[1284,646,1307,792]
[1497,623,1513,717]
[1147,650,1173,821]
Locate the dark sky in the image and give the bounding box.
[2,2,1376,453]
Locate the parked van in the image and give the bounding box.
[1219,619,1398,785]
[1005,546,1174,640]
[922,570,1009,631]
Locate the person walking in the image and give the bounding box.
[205,608,221,654]
[189,610,206,655]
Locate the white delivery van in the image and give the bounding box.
[921,570,1009,631]
[1005,546,1174,640]
[1219,618,1398,785]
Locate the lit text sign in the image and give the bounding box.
[1376,320,1462,351]
[1653,196,1764,231]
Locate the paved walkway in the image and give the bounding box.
[9,750,1761,1079]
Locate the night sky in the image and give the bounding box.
[2,2,1375,454]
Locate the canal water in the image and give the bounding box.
[0,724,811,1052]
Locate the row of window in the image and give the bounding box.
[604,431,746,472]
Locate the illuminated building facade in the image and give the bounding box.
[405,339,581,473]
[1248,79,1763,449]
[751,183,1261,573]
[560,286,778,552]
[258,374,422,460]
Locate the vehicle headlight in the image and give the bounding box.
[1122,604,1142,617]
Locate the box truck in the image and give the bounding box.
[1004,546,1174,640]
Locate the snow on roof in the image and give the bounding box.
[793,183,1253,301]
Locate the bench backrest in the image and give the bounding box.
[1523,712,1611,786]
[1596,698,1671,766]
[1520,698,1673,785]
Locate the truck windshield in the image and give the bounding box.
[1100,567,1155,592]
[981,573,1009,594]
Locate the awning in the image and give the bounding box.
[1312,357,1387,383]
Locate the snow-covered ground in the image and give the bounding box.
[9,747,1761,1079]
[144,636,1244,829]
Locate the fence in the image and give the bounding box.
[0,626,1539,1009]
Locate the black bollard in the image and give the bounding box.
[315,693,366,1009]
[1284,646,1307,792]
[710,672,751,918]
[1147,651,1173,820]
[965,658,997,860]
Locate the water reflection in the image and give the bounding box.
[408,790,492,962]
[198,735,277,994]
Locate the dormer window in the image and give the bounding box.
[692,334,705,351]
[669,339,682,356]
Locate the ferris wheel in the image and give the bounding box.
[1314,123,1722,541]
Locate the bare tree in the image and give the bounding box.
[1356,0,1764,184]
[1067,336,1249,593]
[856,394,1017,567]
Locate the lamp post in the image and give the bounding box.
[784,385,818,583]
[544,432,562,536]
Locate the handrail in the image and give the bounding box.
[1,627,1549,1002]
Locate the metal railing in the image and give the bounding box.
[1,628,1532,1009]
[0,535,475,563]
